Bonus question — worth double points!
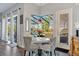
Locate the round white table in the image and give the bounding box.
[32,37,50,56]
[32,37,50,44]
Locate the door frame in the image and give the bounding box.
[56,8,73,49]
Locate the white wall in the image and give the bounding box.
[40,3,75,15]
[23,3,39,36]
[21,3,40,48]
[72,5,79,36]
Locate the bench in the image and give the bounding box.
[54,47,69,56]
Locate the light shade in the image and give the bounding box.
[35,3,47,6]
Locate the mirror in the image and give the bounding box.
[60,13,69,44]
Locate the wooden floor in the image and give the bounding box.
[0,41,24,56]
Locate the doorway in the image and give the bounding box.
[7,17,11,44]
[57,8,72,49]
[6,15,17,44]
[13,16,17,43]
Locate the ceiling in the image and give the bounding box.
[0,3,79,13]
[35,3,79,6]
[0,3,16,13]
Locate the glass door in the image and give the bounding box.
[13,16,17,43]
[5,15,17,45]
[7,18,11,44]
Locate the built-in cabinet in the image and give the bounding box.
[56,8,72,49]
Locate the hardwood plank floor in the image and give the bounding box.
[0,41,24,56]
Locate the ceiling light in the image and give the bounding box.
[35,3,47,6]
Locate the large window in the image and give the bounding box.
[31,15,54,38]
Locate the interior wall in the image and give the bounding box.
[24,3,40,36]
[21,3,40,48]
[40,4,75,15]
[72,5,79,36]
